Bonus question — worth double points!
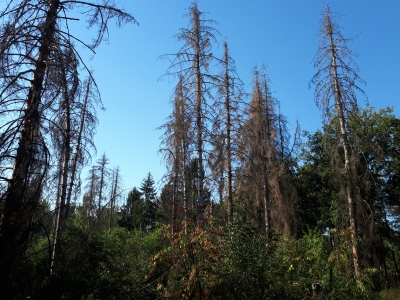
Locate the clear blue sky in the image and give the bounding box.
[81,0,400,198]
[6,1,397,199]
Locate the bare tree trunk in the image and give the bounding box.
[0,0,61,288]
[258,75,271,235]
[196,58,205,220]
[109,167,119,230]
[51,72,73,274]
[66,80,91,208]
[328,22,361,277]
[86,167,96,228]
[171,173,178,234]
[262,111,271,235]
[189,7,206,221]
[262,163,270,235]
[97,154,108,224]
[182,147,188,235]
[223,43,234,226]
[51,44,80,272]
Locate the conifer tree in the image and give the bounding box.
[139,172,158,230]
[108,166,122,230]
[159,76,191,233]
[161,2,219,220]
[213,42,244,225]
[238,66,297,235]
[119,187,143,231]
[310,5,367,277]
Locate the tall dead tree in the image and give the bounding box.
[161,2,219,220]
[214,42,244,225]
[310,5,366,277]
[109,166,121,230]
[50,43,79,274]
[84,165,99,227]
[159,76,191,233]
[51,77,99,273]
[66,78,99,214]
[0,1,136,291]
[239,68,274,232]
[238,66,296,235]
[95,153,110,224]
[259,68,298,236]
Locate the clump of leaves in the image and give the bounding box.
[148,218,225,299]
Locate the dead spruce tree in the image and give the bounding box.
[108,166,122,230]
[159,76,191,233]
[49,42,80,274]
[213,41,244,225]
[238,66,297,235]
[238,67,274,233]
[310,5,367,277]
[161,2,219,220]
[50,77,99,273]
[0,0,136,292]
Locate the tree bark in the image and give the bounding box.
[193,10,205,220]
[109,167,119,230]
[97,154,107,223]
[66,80,91,208]
[51,59,73,273]
[182,145,188,235]
[327,20,361,277]
[0,0,61,290]
[223,43,234,226]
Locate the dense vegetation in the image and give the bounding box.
[0,1,399,299]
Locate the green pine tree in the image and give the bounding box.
[118,187,144,230]
[139,172,159,231]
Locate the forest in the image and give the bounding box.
[0,1,399,299]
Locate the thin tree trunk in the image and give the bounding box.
[328,22,361,277]
[51,69,72,273]
[97,156,106,222]
[224,43,233,226]
[66,80,90,209]
[87,167,96,228]
[262,72,273,235]
[109,167,119,230]
[193,11,205,220]
[196,66,204,220]
[171,173,177,234]
[262,163,270,235]
[182,146,188,235]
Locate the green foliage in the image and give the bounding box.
[145,220,384,299]
[18,212,387,299]
[119,172,159,231]
[118,187,144,230]
[139,172,159,230]
[380,288,400,300]
[20,211,162,299]
[296,130,341,233]
[17,106,399,299]
[147,219,225,299]
[219,226,290,299]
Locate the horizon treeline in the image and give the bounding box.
[0,1,399,299]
